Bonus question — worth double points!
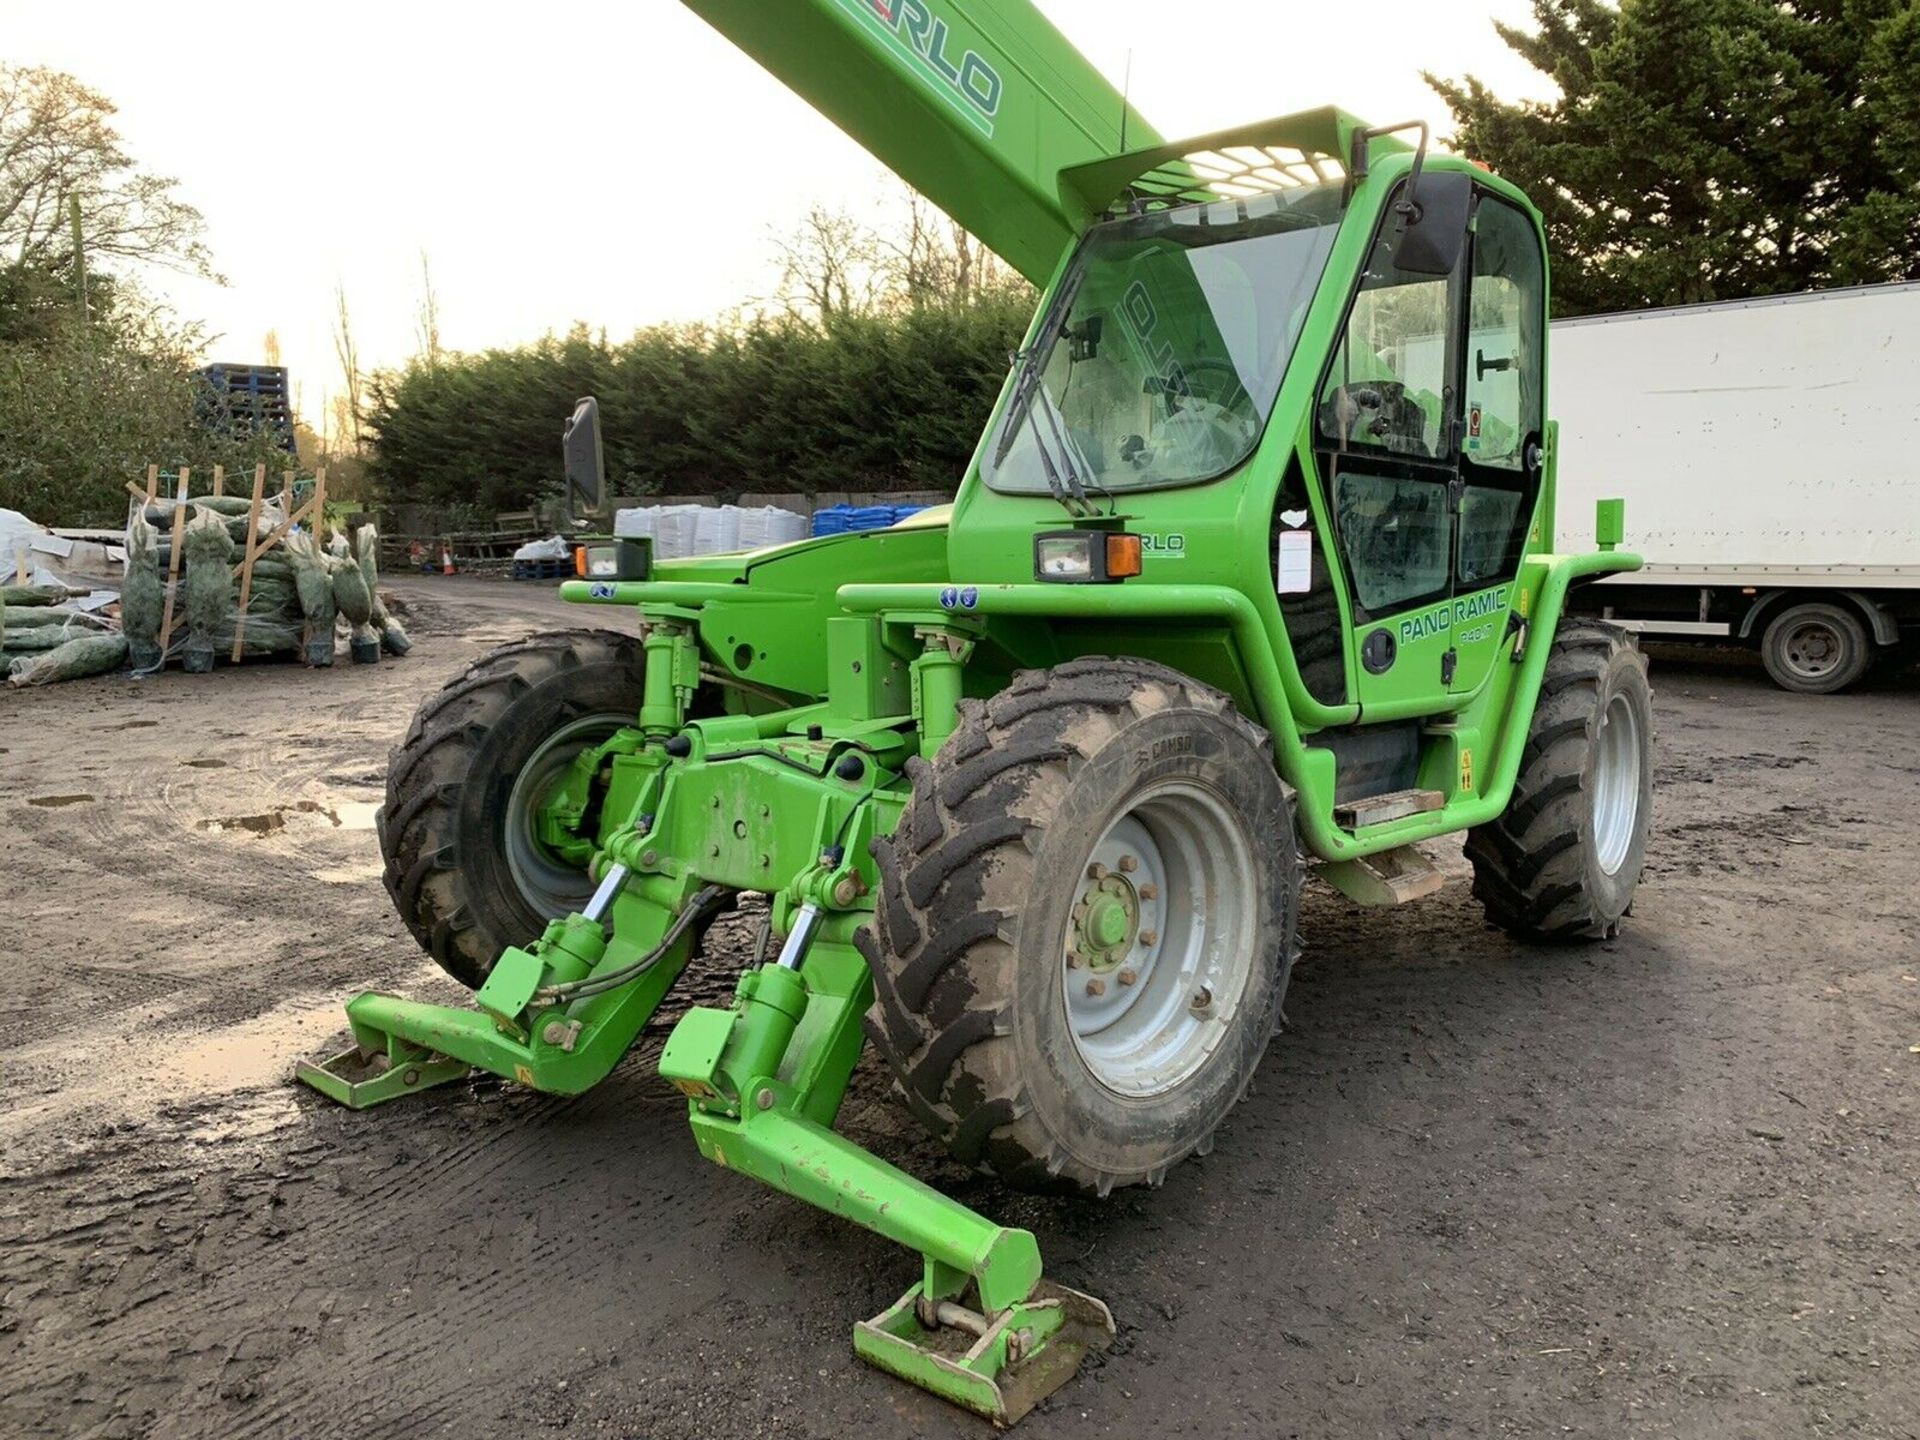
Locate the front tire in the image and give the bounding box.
[1466,621,1653,940]
[379,630,643,987]
[863,658,1300,1197]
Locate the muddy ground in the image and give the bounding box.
[1,576,1915,1440]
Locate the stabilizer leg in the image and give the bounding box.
[661,923,1114,1425]
[297,876,707,1108]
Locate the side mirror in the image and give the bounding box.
[1392,169,1473,277]
[562,396,606,525]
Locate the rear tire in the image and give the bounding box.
[863,657,1300,1197]
[379,630,643,987]
[1761,601,1871,694]
[1465,621,1653,941]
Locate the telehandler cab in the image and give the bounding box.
[299,0,1652,1422]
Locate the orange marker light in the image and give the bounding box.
[574,546,589,578]
[1106,533,1143,579]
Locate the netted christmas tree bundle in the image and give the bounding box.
[181,510,236,674]
[356,525,412,656]
[328,533,378,663]
[1,623,94,653]
[123,511,166,673]
[286,530,338,667]
[0,607,110,631]
[8,633,129,687]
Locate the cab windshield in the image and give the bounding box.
[983,181,1347,497]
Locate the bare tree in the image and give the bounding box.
[771,189,1021,321]
[262,328,281,365]
[331,283,363,451]
[413,250,442,367]
[882,192,1011,308]
[771,206,888,323]
[0,65,219,278]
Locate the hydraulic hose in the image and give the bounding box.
[536,883,730,1004]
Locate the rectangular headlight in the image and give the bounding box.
[1035,533,1096,581]
[1033,530,1143,583]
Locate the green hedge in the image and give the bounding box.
[366,294,1032,515]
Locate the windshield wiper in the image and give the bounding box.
[993,346,1044,467]
[992,264,1091,467]
[1019,402,1078,515]
[1033,379,1096,516]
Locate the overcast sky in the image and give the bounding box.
[6,0,1545,429]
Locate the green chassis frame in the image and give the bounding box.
[298,540,1632,1423]
[297,111,1641,1422]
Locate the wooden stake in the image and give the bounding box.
[231,464,267,663]
[156,468,190,661]
[236,478,323,574]
[280,470,293,521]
[212,464,225,498]
[143,463,160,505]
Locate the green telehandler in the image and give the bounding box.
[298,0,1654,1423]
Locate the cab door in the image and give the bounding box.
[1312,192,1467,716]
[1311,182,1546,715]
[1448,193,1546,697]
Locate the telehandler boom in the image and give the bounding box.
[300,0,1653,1422]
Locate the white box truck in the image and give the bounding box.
[1551,282,1920,692]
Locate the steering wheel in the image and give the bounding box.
[1319,379,1428,453]
[1160,358,1252,419]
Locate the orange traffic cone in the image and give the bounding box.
[440,544,455,576]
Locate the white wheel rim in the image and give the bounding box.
[503,713,625,917]
[1781,618,1844,681]
[1061,781,1260,1098]
[1591,693,1642,876]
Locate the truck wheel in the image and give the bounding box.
[1465,621,1652,941]
[863,657,1300,1197]
[379,630,643,987]
[1761,601,1871,694]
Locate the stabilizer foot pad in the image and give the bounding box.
[295,1046,471,1109]
[854,1280,1116,1427]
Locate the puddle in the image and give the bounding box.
[199,797,380,836]
[199,799,333,835]
[0,992,353,1148]
[181,758,229,769]
[160,998,349,1095]
[312,861,385,885]
[332,801,380,832]
[28,793,94,808]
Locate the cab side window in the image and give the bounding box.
[1316,218,1452,460]
[1317,200,1462,616]
[1457,198,1544,587]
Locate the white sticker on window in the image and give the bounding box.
[1277,528,1313,594]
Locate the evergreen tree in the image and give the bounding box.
[1429,0,1920,314]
